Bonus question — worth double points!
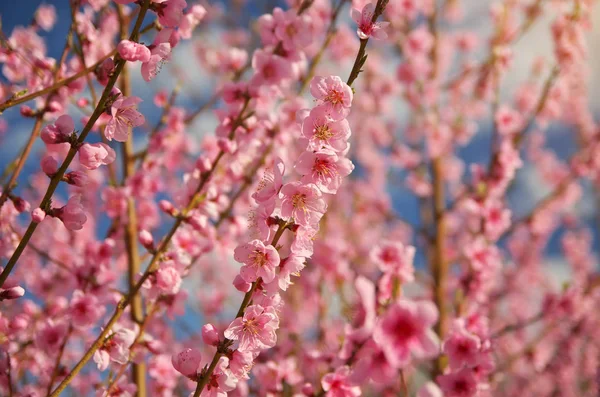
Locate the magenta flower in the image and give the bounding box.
[171,348,202,378]
[280,182,327,227]
[301,106,351,153]
[70,290,106,329]
[373,299,440,368]
[295,149,354,194]
[233,239,280,283]
[105,96,145,142]
[351,3,390,40]
[55,195,88,231]
[310,76,353,121]
[224,304,278,352]
[40,114,74,144]
[437,368,479,397]
[321,366,361,397]
[78,142,116,170]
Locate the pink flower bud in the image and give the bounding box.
[117,40,151,63]
[41,115,74,145]
[12,196,29,213]
[301,383,315,396]
[41,155,59,175]
[20,105,35,117]
[78,142,116,170]
[96,58,115,86]
[171,348,202,378]
[159,200,176,215]
[201,324,219,346]
[233,274,252,292]
[139,229,154,249]
[31,208,46,223]
[64,171,89,187]
[55,195,87,231]
[0,286,25,301]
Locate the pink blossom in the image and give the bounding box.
[373,300,440,368]
[224,304,278,352]
[351,3,389,40]
[252,157,285,204]
[78,142,116,170]
[171,348,202,378]
[280,182,327,227]
[142,43,171,82]
[55,195,88,231]
[156,0,187,27]
[321,366,361,397]
[41,155,58,175]
[155,266,182,295]
[202,324,219,346]
[117,40,151,63]
[105,96,145,142]
[233,239,280,283]
[252,49,293,86]
[495,105,523,136]
[310,76,353,121]
[274,10,312,51]
[301,106,351,153]
[0,286,25,301]
[35,4,56,31]
[70,290,106,328]
[31,208,46,223]
[437,368,479,397]
[369,241,415,282]
[201,357,238,397]
[93,325,136,370]
[64,171,89,187]
[443,320,482,370]
[41,114,74,144]
[229,350,255,379]
[36,320,67,353]
[179,5,207,39]
[295,149,354,194]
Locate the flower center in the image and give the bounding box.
[315,124,334,140]
[250,250,268,267]
[314,159,333,176]
[325,89,344,105]
[292,193,306,209]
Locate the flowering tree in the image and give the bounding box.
[0,0,599,396]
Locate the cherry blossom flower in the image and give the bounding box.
[351,3,389,40]
[171,348,202,378]
[321,366,361,397]
[373,300,440,368]
[78,142,116,170]
[437,368,479,397]
[301,106,352,153]
[310,76,353,121]
[233,239,280,283]
[105,96,145,142]
[117,40,151,63]
[280,182,327,226]
[41,114,74,144]
[70,290,106,328]
[224,305,278,352]
[370,241,416,282]
[54,195,88,231]
[295,149,354,194]
[201,357,238,397]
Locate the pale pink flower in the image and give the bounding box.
[155,266,182,295]
[373,300,440,368]
[443,321,482,370]
[277,254,306,291]
[179,5,207,39]
[142,43,171,82]
[93,325,136,370]
[201,357,238,397]
[78,142,116,170]
[280,182,327,226]
[437,368,478,397]
[495,105,523,136]
[252,157,285,204]
[41,114,74,144]
[252,49,293,86]
[70,290,106,328]
[369,241,415,282]
[156,0,187,27]
[301,106,351,153]
[31,208,46,223]
[171,348,202,378]
[351,3,389,40]
[274,10,312,51]
[224,305,278,352]
[321,366,361,397]
[403,26,434,56]
[233,239,280,283]
[105,96,144,142]
[295,149,354,194]
[35,4,56,31]
[55,195,87,231]
[310,76,353,121]
[117,40,151,63]
[463,237,501,272]
[482,199,511,241]
[229,350,255,379]
[36,320,67,353]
